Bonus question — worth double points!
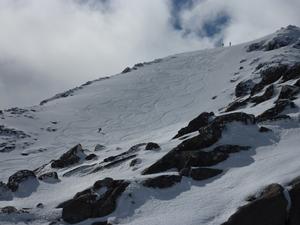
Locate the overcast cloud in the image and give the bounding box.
[0,0,299,108]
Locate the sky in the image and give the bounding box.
[0,0,300,108]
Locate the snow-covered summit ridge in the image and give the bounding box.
[38,25,300,107]
[0,25,300,225]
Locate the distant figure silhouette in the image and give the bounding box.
[229,42,232,46]
[221,42,224,47]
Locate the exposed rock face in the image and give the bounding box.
[130,158,142,167]
[188,168,222,181]
[256,99,296,122]
[145,142,160,150]
[259,126,272,133]
[1,206,18,214]
[61,178,129,224]
[288,179,300,225]
[221,183,288,225]
[235,80,255,97]
[85,154,97,160]
[38,172,59,183]
[121,67,131,74]
[143,112,254,175]
[277,85,300,101]
[251,64,288,96]
[282,63,300,82]
[173,112,215,139]
[0,182,12,200]
[247,26,300,52]
[142,175,182,189]
[224,99,248,112]
[51,144,85,169]
[7,170,36,192]
[222,177,300,225]
[250,85,274,105]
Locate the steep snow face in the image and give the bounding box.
[0,25,300,225]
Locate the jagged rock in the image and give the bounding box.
[288,178,300,225]
[95,144,106,151]
[0,125,29,138]
[130,158,142,167]
[145,142,160,150]
[256,99,296,122]
[277,85,300,101]
[61,178,129,224]
[294,79,300,87]
[51,144,85,168]
[250,85,274,105]
[221,183,287,225]
[235,80,255,98]
[142,175,182,189]
[85,154,97,160]
[188,168,222,181]
[247,41,265,52]
[36,203,44,208]
[1,206,18,214]
[282,63,300,82]
[7,170,36,192]
[0,182,12,200]
[247,26,300,52]
[224,99,248,112]
[142,148,227,175]
[251,65,288,95]
[102,143,145,163]
[173,112,215,139]
[38,172,59,183]
[121,67,131,74]
[259,126,272,132]
[178,112,255,152]
[143,113,255,175]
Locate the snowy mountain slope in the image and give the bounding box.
[0,25,300,225]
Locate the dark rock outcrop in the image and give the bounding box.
[0,182,12,200]
[142,175,182,189]
[288,178,300,225]
[85,154,97,160]
[259,126,272,132]
[188,168,222,181]
[235,80,255,98]
[224,99,248,112]
[7,170,36,192]
[173,112,214,139]
[61,178,129,224]
[145,142,160,150]
[1,206,18,214]
[38,172,59,183]
[277,85,300,101]
[251,65,288,95]
[130,158,142,167]
[221,183,288,225]
[121,67,131,74]
[250,85,274,105]
[143,144,251,175]
[256,99,296,122]
[143,113,254,175]
[51,144,85,169]
[282,63,300,82]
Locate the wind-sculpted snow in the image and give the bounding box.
[0,26,300,225]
